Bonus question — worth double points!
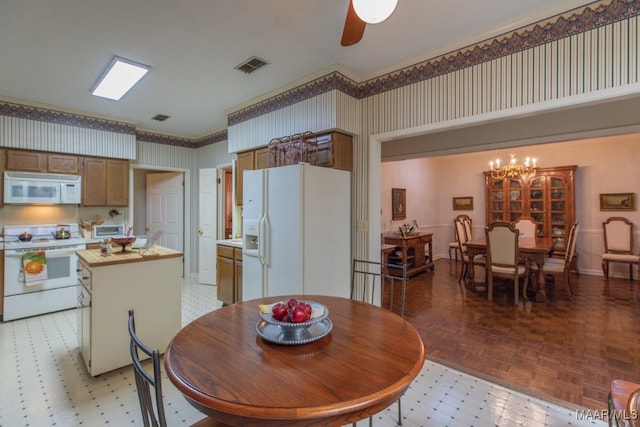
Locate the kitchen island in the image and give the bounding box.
[76,245,183,376]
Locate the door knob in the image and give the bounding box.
[198,229,203,236]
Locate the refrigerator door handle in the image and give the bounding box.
[259,215,268,265]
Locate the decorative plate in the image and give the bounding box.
[256,318,333,345]
[256,301,331,345]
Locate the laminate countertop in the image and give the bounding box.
[76,245,183,268]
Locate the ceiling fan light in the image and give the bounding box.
[352,0,398,24]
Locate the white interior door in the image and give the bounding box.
[198,168,217,284]
[146,172,184,252]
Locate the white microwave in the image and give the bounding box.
[4,171,82,204]
[92,224,125,239]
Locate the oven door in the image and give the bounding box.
[4,246,80,295]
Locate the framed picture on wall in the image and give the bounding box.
[453,196,474,211]
[392,188,406,220]
[600,193,635,211]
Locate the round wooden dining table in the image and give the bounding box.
[164,295,426,426]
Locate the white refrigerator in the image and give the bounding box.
[242,164,351,300]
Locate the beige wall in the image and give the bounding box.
[381,132,640,278]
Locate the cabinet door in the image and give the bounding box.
[216,255,235,305]
[528,177,546,237]
[235,259,243,303]
[254,147,269,170]
[488,179,506,222]
[507,179,523,222]
[48,153,79,174]
[6,149,47,172]
[235,151,254,205]
[106,159,129,206]
[82,157,107,206]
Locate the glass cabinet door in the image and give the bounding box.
[528,177,545,237]
[490,180,505,221]
[550,176,567,248]
[508,179,522,222]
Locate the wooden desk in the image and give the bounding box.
[164,295,426,426]
[383,232,434,277]
[466,237,555,302]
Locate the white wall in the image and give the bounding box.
[381,132,640,278]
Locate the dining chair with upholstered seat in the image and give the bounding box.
[602,217,640,281]
[454,216,485,297]
[449,214,471,262]
[485,221,529,305]
[530,222,579,299]
[128,309,230,427]
[515,217,537,238]
[351,259,407,426]
[608,378,640,427]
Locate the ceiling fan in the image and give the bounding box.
[341,0,399,46]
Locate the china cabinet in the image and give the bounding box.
[484,165,576,253]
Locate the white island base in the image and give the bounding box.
[76,246,182,376]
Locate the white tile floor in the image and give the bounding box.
[0,279,607,427]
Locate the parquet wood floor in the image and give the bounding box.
[382,258,640,412]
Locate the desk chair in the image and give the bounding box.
[351,259,408,425]
[602,217,640,280]
[128,309,229,427]
[485,222,529,305]
[608,379,640,427]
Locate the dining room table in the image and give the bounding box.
[465,236,556,302]
[164,295,426,427]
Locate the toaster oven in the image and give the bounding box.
[92,224,125,239]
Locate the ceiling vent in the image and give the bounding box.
[234,56,269,74]
[151,114,170,122]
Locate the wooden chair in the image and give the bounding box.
[454,216,485,297]
[602,217,640,280]
[449,214,471,262]
[530,222,579,299]
[515,217,537,238]
[485,222,529,305]
[128,309,229,427]
[351,259,407,426]
[608,379,640,427]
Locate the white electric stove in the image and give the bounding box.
[3,224,86,321]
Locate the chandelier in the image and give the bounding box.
[489,152,537,180]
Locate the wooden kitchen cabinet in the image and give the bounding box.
[5,149,79,174]
[81,157,129,206]
[47,153,79,174]
[235,151,254,205]
[314,131,353,171]
[5,149,47,172]
[484,165,576,253]
[254,147,269,170]
[216,244,242,305]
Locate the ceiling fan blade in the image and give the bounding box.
[341,0,366,46]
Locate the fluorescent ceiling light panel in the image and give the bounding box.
[91,57,149,100]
